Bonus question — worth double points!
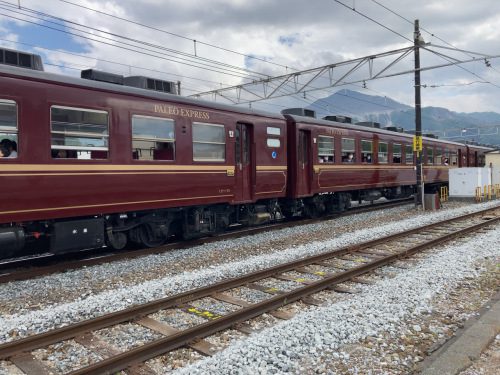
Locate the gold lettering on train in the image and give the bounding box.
[154,105,210,120]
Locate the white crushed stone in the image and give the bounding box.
[174,225,500,374]
[0,201,498,346]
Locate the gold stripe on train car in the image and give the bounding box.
[0,194,234,216]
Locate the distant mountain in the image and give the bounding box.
[307,89,500,146]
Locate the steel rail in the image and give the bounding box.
[70,212,500,374]
[0,199,412,284]
[0,205,497,368]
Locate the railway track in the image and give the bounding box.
[0,205,498,374]
[0,198,412,284]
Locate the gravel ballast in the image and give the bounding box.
[0,201,498,374]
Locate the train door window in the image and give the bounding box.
[405,144,413,164]
[450,151,458,165]
[318,135,334,163]
[361,140,372,163]
[393,143,402,163]
[378,142,388,163]
[434,148,442,165]
[0,99,18,158]
[341,138,355,163]
[426,147,434,164]
[51,106,108,159]
[193,122,225,162]
[132,115,175,161]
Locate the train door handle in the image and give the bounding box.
[238,162,242,171]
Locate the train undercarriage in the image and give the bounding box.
[0,184,424,260]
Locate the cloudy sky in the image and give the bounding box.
[1,0,499,116]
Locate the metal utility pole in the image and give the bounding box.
[414,19,424,208]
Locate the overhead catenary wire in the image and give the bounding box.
[0,2,267,80]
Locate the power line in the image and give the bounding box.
[0,37,235,87]
[0,2,266,80]
[57,0,294,72]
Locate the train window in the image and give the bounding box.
[393,143,402,163]
[361,140,372,163]
[51,106,108,159]
[405,144,413,164]
[318,136,334,163]
[378,142,388,163]
[434,148,442,165]
[443,149,450,165]
[426,147,434,164]
[0,99,18,158]
[132,115,175,161]
[267,127,281,136]
[341,138,355,163]
[193,122,225,162]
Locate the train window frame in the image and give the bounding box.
[426,147,434,164]
[341,137,355,163]
[318,135,334,163]
[450,151,458,165]
[131,115,175,161]
[405,144,413,164]
[0,99,18,159]
[192,122,226,162]
[361,140,372,163]
[378,142,388,164]
[50,105,109,160]
[393,143,402,163]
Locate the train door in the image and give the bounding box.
[297,130,311,196]
[235,123,252,202]
[458,149,465,167]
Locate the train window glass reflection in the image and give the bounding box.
[341,138,355,163]
[405,144,413,164]
[434,148,442,165]
[193,122,225,162]
[426,147,434,164]
[393,143,402,163]
[51,106,108,159]
[378,142,388,163]
[0,99,18,158]
[318,136,334,163]
[132,115,175,161]
[361,140,372,163]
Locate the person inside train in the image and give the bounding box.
[347,153,354,162]
[0,144,10,157]
[0,139,17,158]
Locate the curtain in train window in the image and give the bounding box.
[51,106,109,159]
[132,115,175,161]
[192,123,226,162]
[0,99,18,158]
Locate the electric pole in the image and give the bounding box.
[414,19,423,208]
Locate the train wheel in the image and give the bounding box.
[138,223,166,247]
[106,231,127,250]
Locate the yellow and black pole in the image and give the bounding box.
[414,19,424,208]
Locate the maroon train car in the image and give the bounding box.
[282,114,469,217]
[0,64,287,257]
